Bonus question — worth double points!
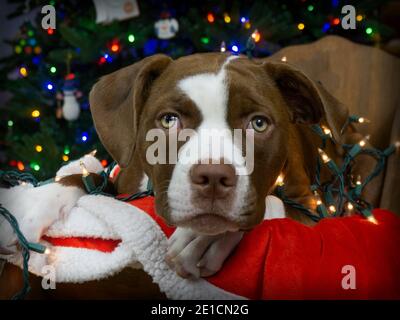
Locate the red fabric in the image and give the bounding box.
[41,192,400,299]
[124,196,176,238]
[41,235,121,253]
[129,197,400,300]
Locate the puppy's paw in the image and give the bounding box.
[166,228,243,279]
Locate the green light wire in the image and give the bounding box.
[0,205,32,299]
[275,116,396,221]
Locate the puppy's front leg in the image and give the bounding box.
[165,228,243,279]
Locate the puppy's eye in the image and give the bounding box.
[249,116,269,132]
[160,113,180,129]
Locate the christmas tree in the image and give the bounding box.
[0,0,395,180]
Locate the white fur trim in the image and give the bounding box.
[45,205,118,239]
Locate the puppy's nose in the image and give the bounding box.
[190,163,237,199]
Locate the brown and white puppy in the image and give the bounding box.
[89,53,353,278]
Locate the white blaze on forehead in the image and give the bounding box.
[178,56,237,129]
[177,55,245,166]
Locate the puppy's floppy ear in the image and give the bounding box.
[263,62,348,141]
[90,54,172,167]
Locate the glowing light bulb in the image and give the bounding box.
[244,21,251,29]
[207,13,215,23]
[356,15,363,22]
[276,174,284,186]
[251,29,261,43]
[328,205,336,213]
[358,117,370,123]
[19,67,28,77]
[358,135,370,147]
[347,203,354,211]
[224,13,231,23]
[322,125,332,136]
[111,44,120,52]
[314,191,322,206]
[281,56,287,62]
[128,34,135,43]
[356,175,362,186]
[333,18,340,25]
[318,148,330,163]
[201,37,209,44]
[298,23,305,30]
[231,45,239,53]
[34,46,42,54]
[367,215,378,224]
[17,161,25,171]
[220,41,226,52]
[32,110,40,118]
[62,155,69,162]
[80,161,89,177]
[35,145,43,152]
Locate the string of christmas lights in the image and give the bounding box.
[273,116,398,223]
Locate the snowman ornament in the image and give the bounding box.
[154,12,179,39]
[58,73,82,121]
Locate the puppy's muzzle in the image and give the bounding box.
[184,162,241,235]
[190,163,237,199]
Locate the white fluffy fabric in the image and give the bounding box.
[4,194,243,299]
